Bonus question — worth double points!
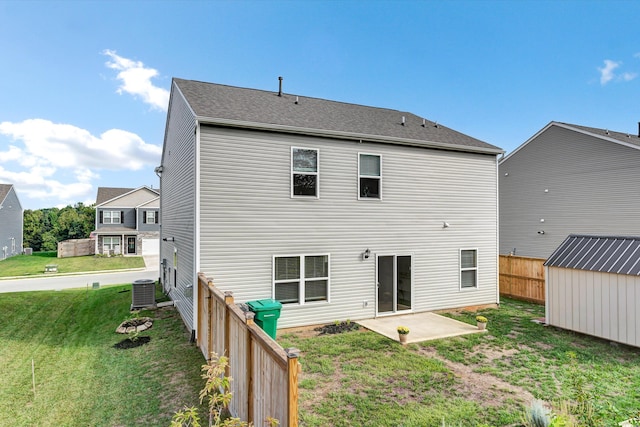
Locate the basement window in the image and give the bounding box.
[273,254,329,304]
[460,249,478,289]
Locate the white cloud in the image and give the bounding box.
[103,49,170,111]
[0,119,161,207]
[622,72,638,81]
[598,59,620,85]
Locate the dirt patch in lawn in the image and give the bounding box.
[418,346,535,408]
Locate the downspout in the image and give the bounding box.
[194,121,201,336]
[495,155,500,306]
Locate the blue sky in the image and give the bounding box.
[1,0,639,209]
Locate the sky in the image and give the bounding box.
[1,0,639,210]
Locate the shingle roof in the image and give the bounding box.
[558,122,640,148]
[545,235,640,276]
[96,187,134,205]
[0,184,13,204]
[173,78,502,154]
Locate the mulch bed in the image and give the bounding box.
[314,321,360,335]
[113,336,151,350]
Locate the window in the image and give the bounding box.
[359,153,381,199]
[144,210,157,224]
[274,255,329,304]
[460,249,478,289]
[291,147,319,197]
[103,210,121,224]
[10,238,15,254]
[103,237,121,254]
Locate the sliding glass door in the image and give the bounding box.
[376,255,412,315]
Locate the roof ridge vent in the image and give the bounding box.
[421,118,426,127]
[401,116,405,126]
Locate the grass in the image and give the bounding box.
[279,298,640,426]
[0,285,206,426]
[0,251,145,277]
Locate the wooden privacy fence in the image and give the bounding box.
[499,255,546,304]
[196,273,299,427]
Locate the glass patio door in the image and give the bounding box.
[376,255,412,315]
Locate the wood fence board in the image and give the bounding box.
[196,274,298,427]
[499,255,546,304]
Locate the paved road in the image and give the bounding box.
[0,256,160,293]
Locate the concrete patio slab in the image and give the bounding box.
[358,311,485,344]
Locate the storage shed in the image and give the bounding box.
[545,235,640,348]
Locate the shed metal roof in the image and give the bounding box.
[545,235,640,276]
[173,78,503,155]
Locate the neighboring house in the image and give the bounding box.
[0,183,23,260]
[159,77,503,334]
[499,121,640,259]
[93,186,160,256]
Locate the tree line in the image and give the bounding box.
[24,203,95,252]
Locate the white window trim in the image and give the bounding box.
[103,236,121,254]
[145,210,156,224]
[104,210,121,224]
[291,147,320,199]
[10,237,15,254]
[459,248,479,290]
[273,254,330,305]
[358,152,382,200]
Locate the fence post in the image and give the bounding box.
[245,311,255,425]
[223,291,234,377]
[286,347,300,427]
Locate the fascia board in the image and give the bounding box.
[196,116,504,155]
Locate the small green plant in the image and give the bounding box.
[476,315,488,323]
[521,399,551,427]
[127,328,140,342]
[171,352,279,427]
[397,326,410,335]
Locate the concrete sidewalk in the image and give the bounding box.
[358,311,485,344]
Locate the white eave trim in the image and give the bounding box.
[195,116,504,155]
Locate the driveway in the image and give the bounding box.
[0,256,160,293]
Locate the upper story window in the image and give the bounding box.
[291,147,319,197]
[460,249,478,289]
[359,153,381,199]
[102,210,121,224]
[143,210,158,224]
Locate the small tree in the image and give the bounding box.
[171,353,277,427]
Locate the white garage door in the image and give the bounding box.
[141,238,159,256]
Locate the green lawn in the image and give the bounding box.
[279,298,640,426]
[0,285,205,426]
[0,252,145,278]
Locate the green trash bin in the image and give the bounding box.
[246,299,282,340]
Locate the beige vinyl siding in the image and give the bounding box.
[546,267,640,347]
[500,125,640,259]
[100,188,159,207]
[199,126,498,328]
[160,85,197,330]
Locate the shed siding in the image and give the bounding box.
[547,267,640,347]
[0,187,23,258]
[199,126,498,328]
[160,86,197,330]
[500,125,640,258]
